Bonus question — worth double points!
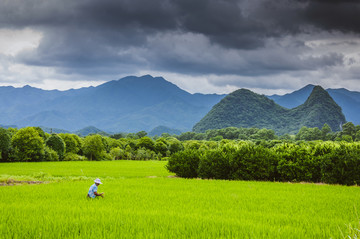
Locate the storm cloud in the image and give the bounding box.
[0,0,360,93]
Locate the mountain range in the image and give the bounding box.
[1,75,359,135]
[193,86,346,135]
[0,75,225,133]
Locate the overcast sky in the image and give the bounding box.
[0,0,359,95]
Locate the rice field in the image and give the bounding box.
[1,160,360,238]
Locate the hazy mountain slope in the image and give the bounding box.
[268,84,315,109]
[326,88,360,125]
[268,85,360,125]
[0,75,225,132]
[148,126,182,136]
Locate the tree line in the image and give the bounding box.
[167,140,360,185]
[0,127,184,162]
[0,122,359,164]
[175,122,360,142]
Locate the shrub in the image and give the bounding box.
[167,149,201,178]
[44,146,59,161]
[63,152,86,161]
[274,143,321,182]
[320,143,360,185]
[229,142,278,181]
[168,138,184,154]
[198,147,231,179]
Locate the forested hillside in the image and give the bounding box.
[193,86,345,134]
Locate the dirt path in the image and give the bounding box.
[0,179,46,186]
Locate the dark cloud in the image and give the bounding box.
[302,0,360,33]
[0,0,359,82]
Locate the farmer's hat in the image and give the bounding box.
[94,178,102,184]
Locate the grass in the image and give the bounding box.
[0,160,172,179]
[1,160,360,238]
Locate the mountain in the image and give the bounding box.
[75,126,110,137]
[148,126,182,136]
[268,84,315,109]
[268,85,360,125]
[193,86,346,134]
[40,127,71,134]
[0,75,225,133]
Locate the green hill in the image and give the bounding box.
[148,126,182,136]
[193,86,346,134]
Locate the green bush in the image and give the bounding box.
[44,146,59,161]
[320,143,360,185]
[166,141,360,185]
[63,152,86,161]
[167,149,201,178]
[274,143,323,182]
[198,147,231,179]
[229,143,278,181]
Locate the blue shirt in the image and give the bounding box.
[88,184,98,198]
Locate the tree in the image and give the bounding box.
[154,140,168,157]
[11,127,45,162]
[279,134,292,141]
[46,134,66,160]
[110,133,127,139]
[194,133,206,140]
[136,131,147,139]
[82,135,106,161]
[342,122,356,140]
[0,128,11,161]
[168,138,184,154]
[296,126,322,141]
[252,128,277,140]
[137,137,155,151]
[32,127,47,139]
[321,123,332,140]
[356,131,360,142]
[59,133,82,154]
[177,132,196,141]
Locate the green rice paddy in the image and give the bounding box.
[1,161,360,238]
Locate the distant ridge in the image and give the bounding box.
[193,86,346,134]
[268,85,360,125]
[268,84,315,109]
[148,126,182,136]
[75,126,110,137]
[0,75,225,133]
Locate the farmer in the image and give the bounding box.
[87,178,104,199]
